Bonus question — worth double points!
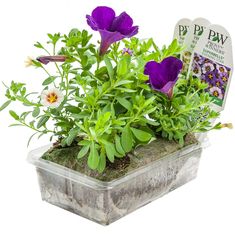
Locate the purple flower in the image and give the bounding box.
[216,64,228,74]
[193,53,203,65]
[202,62,215,73]
[122,48,133,56]
[192,62,202,78]
[204,71,216,83]
[144,57,183,98]
[37,55,67,65]
[220,73,229,83]
[86,6,138,55]
[209,86,223,99]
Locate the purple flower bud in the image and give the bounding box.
[86,6,138,55]
[144,57,183,98]
[37,55,67,65]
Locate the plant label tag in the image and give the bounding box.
[188,24,233,111]
[173,18,191,47]
[181,18,211,75]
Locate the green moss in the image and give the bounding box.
[42,134,198,182]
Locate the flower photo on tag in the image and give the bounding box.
[191,52,231,107]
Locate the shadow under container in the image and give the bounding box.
[27,136,203,225]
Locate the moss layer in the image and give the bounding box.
[42,134,198,182]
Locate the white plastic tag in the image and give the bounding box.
[188,24,233,111]
[181,18,210,74]
[173,18,191,46]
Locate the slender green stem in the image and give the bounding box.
[41,66,51,77]
[19,120,54,133]
[52,44,64,81]
[55,62,64,79]
[65,73,69,96]
[42,47,50,55]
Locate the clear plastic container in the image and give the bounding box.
[27,138,203,225]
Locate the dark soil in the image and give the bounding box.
[42,134,198,182]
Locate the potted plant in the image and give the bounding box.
[0,6,232,225]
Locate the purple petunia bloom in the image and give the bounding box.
[86,6,138,55]
[37,55,67,65]
[144,57,183,98]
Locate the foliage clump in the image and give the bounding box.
[0,30,221,172]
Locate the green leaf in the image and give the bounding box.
[34,42,44,49]
[121,125,133,152]
[114,80,133,87]
[116,97,132,111]
[0,100,11,111]
[115,135,125,156]
[131,127,152,142]
[78,140,90,146]
[32,60,43,68]
[32,107,40,117]
[27,132,38,147]
[9,124,24,127]
[77,145,90,159]
[65,105,80,113]
[179,136,184,146]
[116,88,137,93]
[103,141,116,163]
[95,112,111,131]
[117,57,129,76]
[72,112,90,119]
[9,110,19,120]
[104,55,114,79]
[47,33,61,45]
[42,76,56,86]
[143,96,156,107]
[66,127,79,146]
[97,149,106,173]
[37,115,49,128]
[88,142,99,169]
[145,118,160,126]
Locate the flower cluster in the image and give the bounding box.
[191,53,230,105]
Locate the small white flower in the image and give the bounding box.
[25,56,34,67]
[220,123,233,129]
[202,62,214,74]
[40,88,64,108]
[209,86,223,99]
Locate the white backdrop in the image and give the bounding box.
[0,0,234,233]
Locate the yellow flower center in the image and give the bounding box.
[193,68,198,73]
[208,74,213,79]
[213,91,219,97]
[47,92,58,103]
[206,66,211,72]
[219,67,225,72]
[222,76,227,82]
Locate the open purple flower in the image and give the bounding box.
[37,55,67,65]
[144,57,183,98]
[122,48,133,56]
[86,6,138,55]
